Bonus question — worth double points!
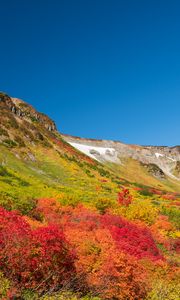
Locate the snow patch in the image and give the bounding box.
[69,142,117,162]
[155,153,164,159]
[155,153,176,162]
[167,156,176,162]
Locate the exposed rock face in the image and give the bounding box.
[174,161,180,177]
[0,92,56,132]
[62,134,180,180]
[141,163,165,180]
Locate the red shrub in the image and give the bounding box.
[100,179,108,183]
[149,188,163,195]
[170,201,180,207]
[101,214,162,261]
[0,207,75,292]
[91,249,148,300]
[162,194,176,200]
[35,197,62,224]
[65,225,148,300]
[35,199,162,261]
[133,186,143,191]
[117,188,132,206]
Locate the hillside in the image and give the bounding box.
[62,134,180,192]
[0,92,179,300]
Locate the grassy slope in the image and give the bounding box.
[106,157,180,193]
[0,142,120,213]
[1,140,180,219]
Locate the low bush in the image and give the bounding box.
[0,207,76,294]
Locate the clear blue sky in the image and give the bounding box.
[0,0,180,146]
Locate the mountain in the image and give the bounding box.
[62,135,180,179]
[0,91,180,211]
[62,134,180,192]
[0,92,179,299]
[0,92,123,212]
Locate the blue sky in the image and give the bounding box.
[0,0,180,146]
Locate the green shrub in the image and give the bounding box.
[30,116,38,123]
[161,205,180,228]
[21,289,39,300]
[95,197,115,214]
[0,166,9,176]
[139,189,154,197]
[3,139,18,148]
[0,272,10,298]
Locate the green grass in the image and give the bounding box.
[0,144,118,213]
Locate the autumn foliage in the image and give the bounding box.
[30,198,165,298]
[0,207,75,294]
[0,188,179,299]
[101,214,162,260]
[117,188,132,206]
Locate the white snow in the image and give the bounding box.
[167,156,176,162]
[69,142,117,162]
[155,153,176,162]
[155,153,164,159]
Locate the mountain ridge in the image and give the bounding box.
[62,135,180,181]
[62,133,180,149]
[1,91,179,148]
[1,92,180,185]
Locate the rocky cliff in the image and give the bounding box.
[0,92,56,132]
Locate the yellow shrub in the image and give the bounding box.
[126,199,158,224]
[0,272,10,298]
[146,280,180,300]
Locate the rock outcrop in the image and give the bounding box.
[0,92,56,132]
